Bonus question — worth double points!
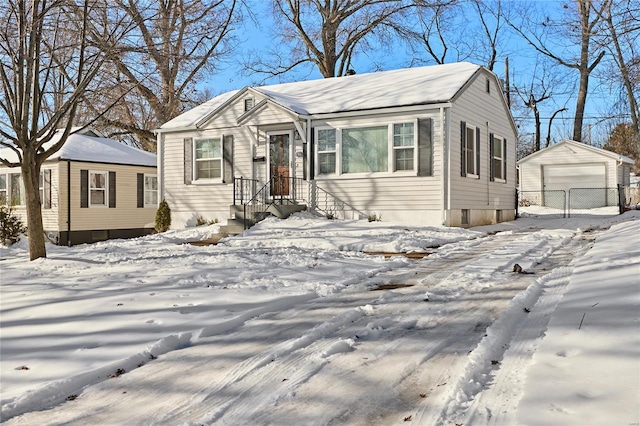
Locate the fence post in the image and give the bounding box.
[618,184,624,215]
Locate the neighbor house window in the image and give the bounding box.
[317,128,337,175]
[39,172,44,205]
[491,134,505,181]
[145,174,158,206]
[194,138,222,180]
[10,173,22,206]
[0,174,6,205]
[342,126,388,173]
[393,123,415,171]
[89,171,108,207]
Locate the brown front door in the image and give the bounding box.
[269,133,290,196]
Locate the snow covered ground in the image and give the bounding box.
[0,209,638,425]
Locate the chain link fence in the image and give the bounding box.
[517,185,638,218]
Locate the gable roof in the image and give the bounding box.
[160,62,484,131]
[0,128,157,167]
[517,139,634,165]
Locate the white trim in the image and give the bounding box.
[309,103,452,120]
[463,123,479,177]
[491,134,506,181]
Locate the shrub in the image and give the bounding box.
[0,205,26,245]
[155,199,171,233]
[196,215,219,226]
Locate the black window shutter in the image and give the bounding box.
[475,127,481,177]
[43,169,52,209]
[223,135,234,183]
[503,138,508,183]
[137,173,144,208]
[489,133,495,182]
[460,121,467,177]
[109,171,116,208]
[80,169,88,208]
[184,137,193,184]
[418,118,433,176]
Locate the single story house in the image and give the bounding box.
[156,62,517,228]
[0,128,158,245]
[517,139,634,209]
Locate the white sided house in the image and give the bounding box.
[0,128,158,245]
[517,140,634,209]
[157,62,517,229]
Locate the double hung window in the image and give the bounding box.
[195,138,222,180]
[393,123,415,171]
[145,174,158,206]
[0,174,6,205]
[89,171,108,206]
[491,135,505,181]
[317,129,337,175]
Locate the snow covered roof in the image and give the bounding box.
[160,62,483,130]
[517,139,634,165]
[0,128,157,167]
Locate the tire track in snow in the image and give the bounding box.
[415,231,595,426]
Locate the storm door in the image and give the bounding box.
[269,133,290,197]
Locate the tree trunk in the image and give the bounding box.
[22,150,46,260]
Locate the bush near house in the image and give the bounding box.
[155,199,171,233]
[0,205,26,245]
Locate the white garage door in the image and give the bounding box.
[543,163,606,191]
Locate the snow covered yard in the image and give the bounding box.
[0,211,639,425]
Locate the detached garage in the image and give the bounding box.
[518,140,634,209]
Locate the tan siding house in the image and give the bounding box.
[0,129,157,245]
[157,62,518,228]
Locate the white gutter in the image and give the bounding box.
[310,103,452,120]
[156,130,164,204]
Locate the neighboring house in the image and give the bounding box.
[0,128,158,245]
[156,62,517,228]
[517,139,634,208]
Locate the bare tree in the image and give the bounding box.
[0,0,110,260]
[409,0,509,71]
[80,0,240,150]
[600,0,640,151]
[507,0,610,142]
[248,0,433,79]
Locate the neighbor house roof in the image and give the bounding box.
[160,62,484,130]
[0,128,157,167]
[517,139,634,165]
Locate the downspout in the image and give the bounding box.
[157,130,163,204]
[306,117,311,181]
[443,107,451,226]
[67,160,71,246]
[486,121,490,205]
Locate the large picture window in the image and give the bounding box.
[314,121,421,176]
[89,171,108,206]
[195,138,222,180]
[342,126,388,174]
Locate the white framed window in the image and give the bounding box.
[316,128,337,175]
[144,174,158,206]
[0,174,6,205]
[9,173,23,206]
[464,123,478,177]
[194,138,222,181]
[393,122,415,171]
[342,125,388,173]
[491,134,505,181]
[89,171,108,207]
[314,121,418,177]
[39,172,44,205]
